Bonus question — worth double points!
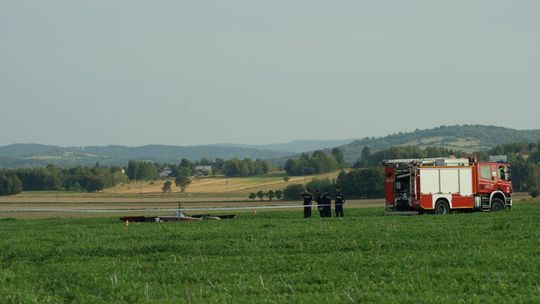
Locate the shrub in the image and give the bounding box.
[283,184,305,200]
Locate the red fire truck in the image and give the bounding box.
[383,157,512,214]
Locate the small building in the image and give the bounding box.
[159,167,172,178]
[194,165,212,177]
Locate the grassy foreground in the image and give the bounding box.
[1,205,539,303]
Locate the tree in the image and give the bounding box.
[337,168,384,198]
[0,175,23,196]
[0,175,11,196]
[283,184,304,200]
[140,162,158,180]
[284,151,338,176]
[306,178,334,193]
[126,161,158,180]
[332,147,346,168]
[249,192,257,200]
[127,160,137,180]
[354,146,372,168]
[9,175,22,195]
[275,190,283,200]
[283,177,290,182]
[256,190,265,201]
[527,163,540,198]
[162,180,172,193]
[84,176,106,192]
[266,190,275,201]
[175,175,191,192]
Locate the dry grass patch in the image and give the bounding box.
[103,171,342,195]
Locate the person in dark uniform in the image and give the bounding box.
[321,190,332,218]
[301,189,313,218]
[314,189,324,217]
[335,187,345,217]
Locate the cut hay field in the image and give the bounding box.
[0,172,342,207]
[103,172,341,195]
[1,203,539,303]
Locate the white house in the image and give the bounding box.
[194,166,212,177]
[159,167,172,178]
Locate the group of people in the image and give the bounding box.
[300,188,345,218]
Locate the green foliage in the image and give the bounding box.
[248,192,256,200]
[161,181,172,193]
[127,161,158,180]
[284,150,338,176]
[342,125,540,162]
[266,190,275,201]
[487,141,540,193]
[283,184,305,200]
[337,168,384,198]
[275,190,283,200]
[168,159,194,177]
[283,176,290,182]
[1,205,540,302]
[331,147,346,168]
[0,144,292,168]
[256,190,264,200]
[223,158,272,177]
[527,163,540,198]
[353,145,457,168]
[0,165,126,193]
[306,178,335,193]
[174,175,191,192]
[0,175,22,196]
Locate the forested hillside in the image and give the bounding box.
[2,125,540,168]
[0,144,292,168]
[338,125,540,162]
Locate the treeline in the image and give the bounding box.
[0,156,276,196]
[222,158,272,177]
[346,125,540,152]
[0,165,127,194]
[487,142,540,197]
[128,157,274,180]
[248,190,284,201]
[284,149,344,176]
[0,175,22,196]
[282,168,384,200]
[126,161,159,180]
[352,146,461,168]
[281,141,540,199]
[350,142,540,197]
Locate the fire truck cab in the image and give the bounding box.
[383,157,512,214]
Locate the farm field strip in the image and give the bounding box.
[103,172,340,195]
[0,199,384,219]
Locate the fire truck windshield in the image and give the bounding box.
[499,166,510,181]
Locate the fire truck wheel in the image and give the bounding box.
[491,198,504,212]
[435,199,450,215]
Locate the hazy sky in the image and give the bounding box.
[1,0,539,146]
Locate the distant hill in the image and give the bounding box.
[216,139,356,153]
[0,144,293,168]
[3,125,540,168]
[338,125,540,162]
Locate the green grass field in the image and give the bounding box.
[1,204,540,303]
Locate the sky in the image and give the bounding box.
[1,0,539,146]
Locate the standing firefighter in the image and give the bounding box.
[335,188,345,217]
[301,189,313,218]
[321,190,332,218]
[315,190,324,217]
